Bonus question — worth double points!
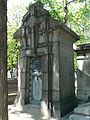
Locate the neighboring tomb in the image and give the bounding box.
[69,102,90,120]
[75,44,90,102]
[14,2,79,118]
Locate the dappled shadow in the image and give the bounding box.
[8,104,50,120]
[8,104,70,120]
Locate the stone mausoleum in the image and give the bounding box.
[14,2,79,118]
[75,44,90,102]
[70,44,90,120]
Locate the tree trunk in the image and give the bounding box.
[0,0,8,120]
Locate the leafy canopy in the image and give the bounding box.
[7,5,28,70]
[7,0,90,70]
[34,0,90,44]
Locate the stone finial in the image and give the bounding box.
[23,2,49,23]
[28,2,43,10]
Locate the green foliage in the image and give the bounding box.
[76,0,86,3]
[34,0,90,70]
[68,1,90,44]
[7,0,90,70]
[7,5,27,70]
[34,0,64,21]
[7,1,33,71]
[7,24,20,70]
[34,0,90,45]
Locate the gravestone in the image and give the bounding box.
[14,2,79,118]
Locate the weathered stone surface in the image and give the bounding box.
[37,47,47,54]
[53,43,59,54]
[42,55,48,72]
[25,73,30,89]
[19,57,27,72]
[42,91,48,101]
[74,102,90,115]
[52,91,59,101]
[69,114,90,120]
[39,34,46,43]
[52,30,60,43]
[69,102,90,120]
[20,88,25,98]
[53,72,59,90]
[77,90,90,101]
[25,88,29,99]
[60,45,75,99]
[42,73,48,90]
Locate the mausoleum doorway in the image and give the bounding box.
[29,56,42,105]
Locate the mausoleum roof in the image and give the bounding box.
[14,2,79,42]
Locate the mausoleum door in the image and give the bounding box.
[29,57,42,105]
